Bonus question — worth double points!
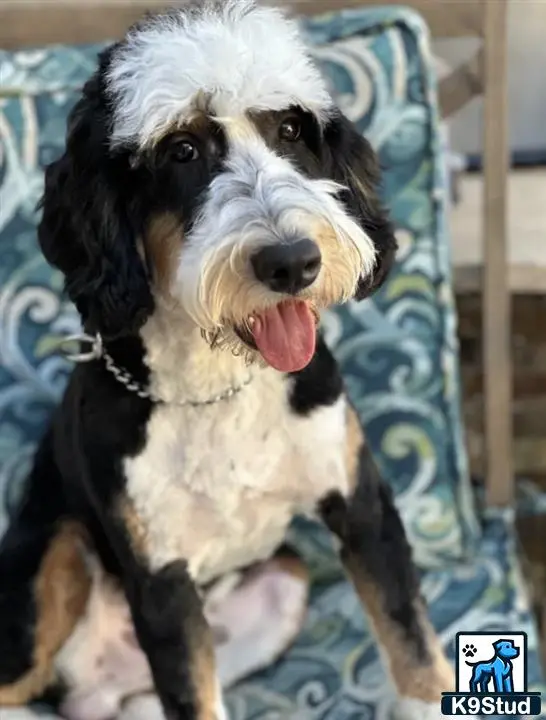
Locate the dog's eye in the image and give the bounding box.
[170,139,200,163]
[279,117,301,142]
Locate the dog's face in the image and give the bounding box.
[39,0,397,373]
[494,640,520,660]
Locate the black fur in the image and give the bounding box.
[0,353,211,715]
[0,341,154,687]
[323,112,398,299]
[38,56,153,342]
[127,560,212,719]
[37,45,228,343]
[0,431,65,685]
[63,368,211,717]
[319,445,430,661]
[289,335,344,415]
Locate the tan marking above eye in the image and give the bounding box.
[246,109,302,148]
[143,213,184,293]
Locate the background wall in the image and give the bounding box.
[434,0,546,162]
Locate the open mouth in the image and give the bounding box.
[235,299,320,373]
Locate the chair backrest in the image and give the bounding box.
[0,0,512,507]
[392,0,512,509]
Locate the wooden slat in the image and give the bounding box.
[278,0,485,36]
[0,1,167,49]
[482,0,512,507]
[454,265,546,295]
[0,0,485,49]
[438,47,483,117]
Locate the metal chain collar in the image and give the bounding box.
[59,333,253,406]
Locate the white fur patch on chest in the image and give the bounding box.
[124,370,348,584]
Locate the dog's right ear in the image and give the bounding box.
[38,69,154,341]
[322,111,398,301]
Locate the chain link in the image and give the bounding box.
[61,333,253,407]
[103,349,152,400]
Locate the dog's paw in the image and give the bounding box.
[215,697,230,720]
[462,643,477,658]
[393,698,449,720]
[117,694,165,720]
[213,677,230,720]
[118,692,229,720]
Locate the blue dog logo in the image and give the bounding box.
[441,632,542,715]
[466,639,520,693]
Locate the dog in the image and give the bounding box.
[467,640,520,693]
[0,1,453,718]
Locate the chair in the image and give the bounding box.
[1,2,542,718]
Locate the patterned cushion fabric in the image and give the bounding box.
[0,6,478,568]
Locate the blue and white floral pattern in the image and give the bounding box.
[0,6,543,719]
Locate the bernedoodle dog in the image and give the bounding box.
[0,1,453,718]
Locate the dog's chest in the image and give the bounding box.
[124,372,348,584]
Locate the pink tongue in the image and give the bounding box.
[252,300,316,372]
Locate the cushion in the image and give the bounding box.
[224,509,546,719]
[15,511,546,719]
[0,6,478,568]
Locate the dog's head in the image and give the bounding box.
[493,640,520,661]
[39,0,397,373]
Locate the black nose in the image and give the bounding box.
[251,239,322,294]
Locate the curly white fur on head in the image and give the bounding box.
[107,0,333,148]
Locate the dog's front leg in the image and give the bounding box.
[318,423,453,720]
[121,559,224,720]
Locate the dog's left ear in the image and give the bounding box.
[323,110,398,300]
